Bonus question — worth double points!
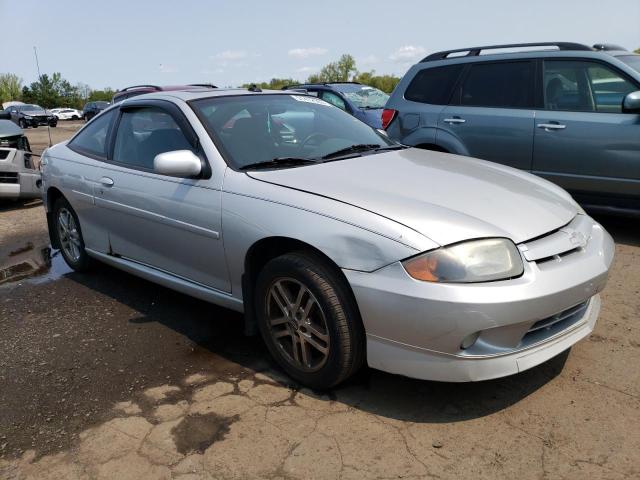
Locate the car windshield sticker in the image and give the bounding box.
[291,95,330,106]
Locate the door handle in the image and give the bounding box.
[99,176,114,187]
[537,123,566,131]
[444,117,466,124]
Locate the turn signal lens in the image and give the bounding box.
[402,238,524,283]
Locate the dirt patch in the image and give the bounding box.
[171,414,238,454]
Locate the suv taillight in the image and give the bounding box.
[381,109,397,130]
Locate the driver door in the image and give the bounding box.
[94,102,230,292]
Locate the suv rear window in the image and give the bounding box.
[404,65,464,104]
[460,61,534,108]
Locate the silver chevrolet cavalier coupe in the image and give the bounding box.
[41,88,614,388]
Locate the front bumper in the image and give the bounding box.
[344,216,615,382]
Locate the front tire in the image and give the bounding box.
[19,119,26,129]
[53,197,92,271]
[255,252,365,389]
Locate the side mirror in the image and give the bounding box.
[622,91,640,113]
[153,150,202,178]
[0,111,10,120]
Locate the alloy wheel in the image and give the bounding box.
[266,278,330,372]
[57,207,82,262]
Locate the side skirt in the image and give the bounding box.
[85,249,244,313]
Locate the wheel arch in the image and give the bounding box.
[241,236,362,337]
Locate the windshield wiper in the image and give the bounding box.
[239,157,317,171]
[321,144,382,160]
[321,143,407,160]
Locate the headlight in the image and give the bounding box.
[24,115,33,119]
[402,238,524,283]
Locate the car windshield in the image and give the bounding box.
[20,104,42,111]
[330,84,390,109]
[95,102,109,108]
[191,94,396,169]
[617,55,640,73]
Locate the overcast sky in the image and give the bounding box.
[1,0,639,90]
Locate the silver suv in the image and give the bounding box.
[384,42,640,215]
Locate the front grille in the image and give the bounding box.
[520,300,590,347]
[0,172,19,184]
[519,215,593,266]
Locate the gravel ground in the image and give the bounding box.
[0,124,638,479]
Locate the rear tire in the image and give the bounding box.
[255,251,365,389]
[52,197,92,272]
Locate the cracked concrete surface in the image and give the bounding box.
[2,352,639,479]
[1,125,639,479]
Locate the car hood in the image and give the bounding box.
[247,148,577,246]
[22,109,47,116]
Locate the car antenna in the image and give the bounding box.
[33,46,52,148]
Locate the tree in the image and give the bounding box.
[635,48,640,54]
[307,54,358,83]
[353,71,401,93]
[241,78,298,90]
[0,73,23,104]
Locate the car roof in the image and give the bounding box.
[118,88,294,103]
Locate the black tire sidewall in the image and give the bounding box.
[255,252,363,389]
[52,198,92,271]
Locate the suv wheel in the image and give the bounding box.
[53,197,92,271]
[255,252,365,389]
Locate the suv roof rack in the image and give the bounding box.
[592,43,627,52]
[281,81,362,90]
[118,85,162,92]
[188,83,218,88]
[420,42,593,62]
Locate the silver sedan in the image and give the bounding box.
[40,89,614,389]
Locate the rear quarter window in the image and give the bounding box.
[404,64,465,105]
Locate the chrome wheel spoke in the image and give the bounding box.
[299,336,311,367]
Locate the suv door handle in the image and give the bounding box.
[99,177,114,187]
[444,117,466,124]
[537,123,566,131]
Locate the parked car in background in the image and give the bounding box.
[5,104,57,128]
[384,42,640,215]
[0,114,41,200]
[82,101,110,121]
[111,84,217,103]
[282,82,390,128]
[50,108,83,120]
[41,88,613,388]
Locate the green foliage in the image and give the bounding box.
[353,71,401,93]
[240,78,298,90]
[635,48,640,54]
[88,89,116,102]
[0,73,23,104]
[307,54,358,83]
[242,54,400,94]
[12,72,113,109]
